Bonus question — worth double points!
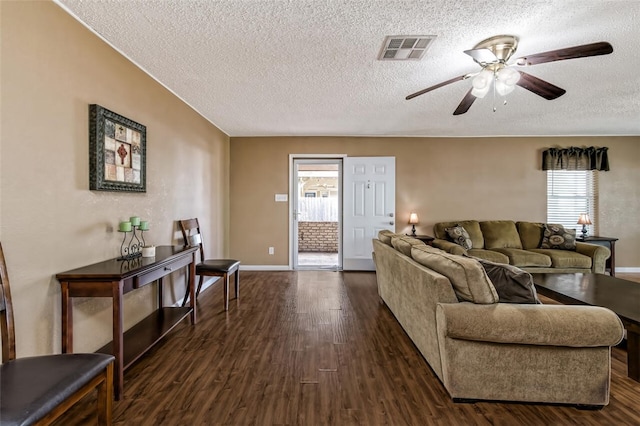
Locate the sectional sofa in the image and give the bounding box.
[372,231,624,407]
[431,220,610,273]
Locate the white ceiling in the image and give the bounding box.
[56,0,640,137]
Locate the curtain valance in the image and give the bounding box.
[541,146,609,171]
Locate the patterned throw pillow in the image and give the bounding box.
[539,224,576,250]
[445,225,473,250]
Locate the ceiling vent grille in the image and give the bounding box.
[378,35,436,61]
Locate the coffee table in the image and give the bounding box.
[532,273,640,382]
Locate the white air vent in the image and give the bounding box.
[378,35,436,61]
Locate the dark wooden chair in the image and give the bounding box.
[0,242,115,426]
[179,218,240,311]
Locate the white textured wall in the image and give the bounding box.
[0,1,229,356]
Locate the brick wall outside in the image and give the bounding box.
[298,221,338,252]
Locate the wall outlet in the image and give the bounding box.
[268,247,274,255]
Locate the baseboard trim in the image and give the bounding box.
[240,265,291,271]
[615,267,640,273]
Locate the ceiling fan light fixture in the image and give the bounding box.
[495,67,520,96]
[470,69,493,98]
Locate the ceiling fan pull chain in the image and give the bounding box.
[492,71,497,112]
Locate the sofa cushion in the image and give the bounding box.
[490,248,552,267]
[411,243,446,256]
[434,220,484,249]
[480,221,523,249]
[411,247,498,304]
[540,224,576,250]
[378,230,397,246]
[517,222,545,249]
[476,258,541,304]
[529,249,592,269]
[391,235,426,256]
[445,225,473,250]
[467,248,510,264]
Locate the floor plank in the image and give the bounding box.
[55,271,640,425]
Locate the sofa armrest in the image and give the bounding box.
[431,239,467,255]
[575,242,610,273]
[436,302,624,347]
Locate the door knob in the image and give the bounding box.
[389,221,394,225]
[389,213,394,217]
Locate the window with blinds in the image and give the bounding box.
[546,170,598,233]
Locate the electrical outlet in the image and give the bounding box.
[268,247,274,255]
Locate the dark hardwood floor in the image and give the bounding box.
[56,271,640,425]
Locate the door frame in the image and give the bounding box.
[289,154,346,270]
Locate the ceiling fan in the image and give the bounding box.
[406,35,613,115]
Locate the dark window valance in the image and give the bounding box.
[542,146,609,171]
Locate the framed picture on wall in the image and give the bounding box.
[89,104,146,192]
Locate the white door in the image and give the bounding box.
[343,157,395,270]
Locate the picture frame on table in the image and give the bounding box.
[89,104,146,192]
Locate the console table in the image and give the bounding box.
[56,245,198,400]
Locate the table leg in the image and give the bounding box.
[158,277,164,308]
[628,329,639,382]
[60,282,72,353]
[189,253,197,324]
[609,241,616,277]
[112,281,124,400]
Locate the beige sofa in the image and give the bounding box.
[432,220,610,274]
[373,231,624,407]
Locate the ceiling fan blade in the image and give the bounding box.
[406,75,467,100]
[464,48,499,64]
[514,42,613,66]
[516,71,566,100]
[453,89,476,115]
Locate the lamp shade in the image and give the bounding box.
[408,213,419,224]
[577,213,592,225]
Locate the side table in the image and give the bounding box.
[577,236,618,276]
[407,234,435,246]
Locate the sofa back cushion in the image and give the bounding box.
[434,220,484,249]
[411,245,498,304]
[517,221,545,249]
[391,235,426,256]
[480,220,522,249]
[378,230,397,246]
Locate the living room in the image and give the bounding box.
[1,1,639,424]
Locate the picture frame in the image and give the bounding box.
[89,104,146,192]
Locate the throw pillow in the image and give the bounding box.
[539,224,576,250]
[445,225,472,250]
[475,258,541,304]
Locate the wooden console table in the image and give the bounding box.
[56,245,198,400]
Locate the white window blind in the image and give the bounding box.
[546,170,598,233]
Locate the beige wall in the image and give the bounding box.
[1,2,229,356]
[230,137,639,268]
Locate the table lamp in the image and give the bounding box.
[577,213,592,238]
[408,212,419,237]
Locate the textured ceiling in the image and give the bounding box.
[56,0,640,137]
